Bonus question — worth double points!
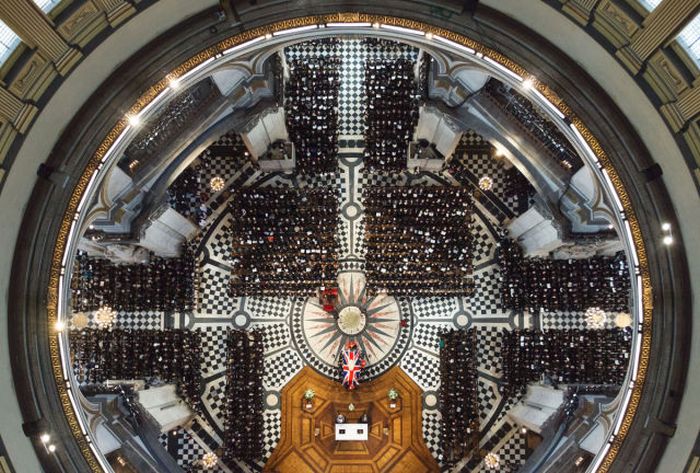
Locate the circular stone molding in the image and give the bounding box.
[341,202,361,220]
[265,391,281,409]
[337,306,367,335]
[232,311,251,329]
[39,12,657,473]
[291,273,412,380]
[453,311,471,329]
[423,391,439,410]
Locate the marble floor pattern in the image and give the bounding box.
[83,138,565,471]
[77,135,589,471]
[171,135,549,471]
[74,43,595,471]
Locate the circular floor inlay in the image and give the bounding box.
[292,272,412,380]
[266,392,280,408]
[454,312,470,328]
[233,312,250,328]
[337,306,366,335]
[424,393,438,408]
[346,204,359,218]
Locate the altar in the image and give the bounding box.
[266,366,438,472]
[335,423,369,441]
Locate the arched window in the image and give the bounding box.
[0,20,21,66]
[677,13,700,65]
[638,0,662,11]
[33,0,62,13]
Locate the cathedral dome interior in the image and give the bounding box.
[0,2,697,473]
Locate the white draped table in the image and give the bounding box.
[335,423,369,441]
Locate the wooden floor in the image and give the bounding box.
[265,366,439,473]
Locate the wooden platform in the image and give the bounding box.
[265,366,439,473]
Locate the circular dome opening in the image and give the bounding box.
[41,15,652,473]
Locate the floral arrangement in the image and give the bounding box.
[304,389,316,400]
[387,388,400,401]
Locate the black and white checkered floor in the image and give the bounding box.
[82,134,593,472]
[162,130,580,471]
[77,44,594,472]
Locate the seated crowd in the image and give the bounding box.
[167,130,249,225]
[503,166,536,213]
[285,56,340,173]
[439,328,479,466]
[362,37,417,57]
[363,58,419,171]
[71,247,196,313]
[228,187,340,296]
[69,328,202,410]
[363,186,475,297]
[223,329,264,465]
[498,238,630,313]
[500,328,632,397]
[482,79,583,173]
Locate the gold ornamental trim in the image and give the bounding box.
[47,13,651,472]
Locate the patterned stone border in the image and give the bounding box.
[47,13,651,472]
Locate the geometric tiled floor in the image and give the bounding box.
[182,137,539,469]
[69,39,601,471]
[77,125,557,470]
[129,41,591,473]
[76,131,562,470]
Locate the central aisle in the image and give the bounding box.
[265,366,439,472]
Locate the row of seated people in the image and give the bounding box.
[363,186,475,297]
[362,37,418,57]
[168,166,202,221]
[439,328,479,466]
[272,52,285,106]
[500,328,632,397]
[223,330,264,465]
[449,135,535,215]
[285,56,340,173]
[498,238,630,312]
[363,58,419,171]
[228,187,340,296]
[69,328,202,410]
[70,247,196,313]
[503,166,536,213]
[286,37,340,57]
[167,130,248,225]
[482,79,583,172]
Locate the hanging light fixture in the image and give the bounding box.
[585,307,606,329]
[479,176,494,191]
[209,176,225,192]
[484,452,500,469]
[94,306,116,329]
[72,312,89,329]
[201,452,218,469]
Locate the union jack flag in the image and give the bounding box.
[340,342,366,390]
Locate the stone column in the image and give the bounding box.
[661,79,700,130]
[561,0,599,25]
[617,0,700,72]
[92,0,136,27]
[0,85,37,133]
[0,0,81,75]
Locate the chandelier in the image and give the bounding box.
[614,312,632,328]
[94,306,116,329]
[72,312,89,330]
[209,176,225,192]
[478,176,493,191]
[584,307,606,329]
[201,452,218,469]
[484,452,500,469]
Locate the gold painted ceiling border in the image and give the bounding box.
[46,12,650,472]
